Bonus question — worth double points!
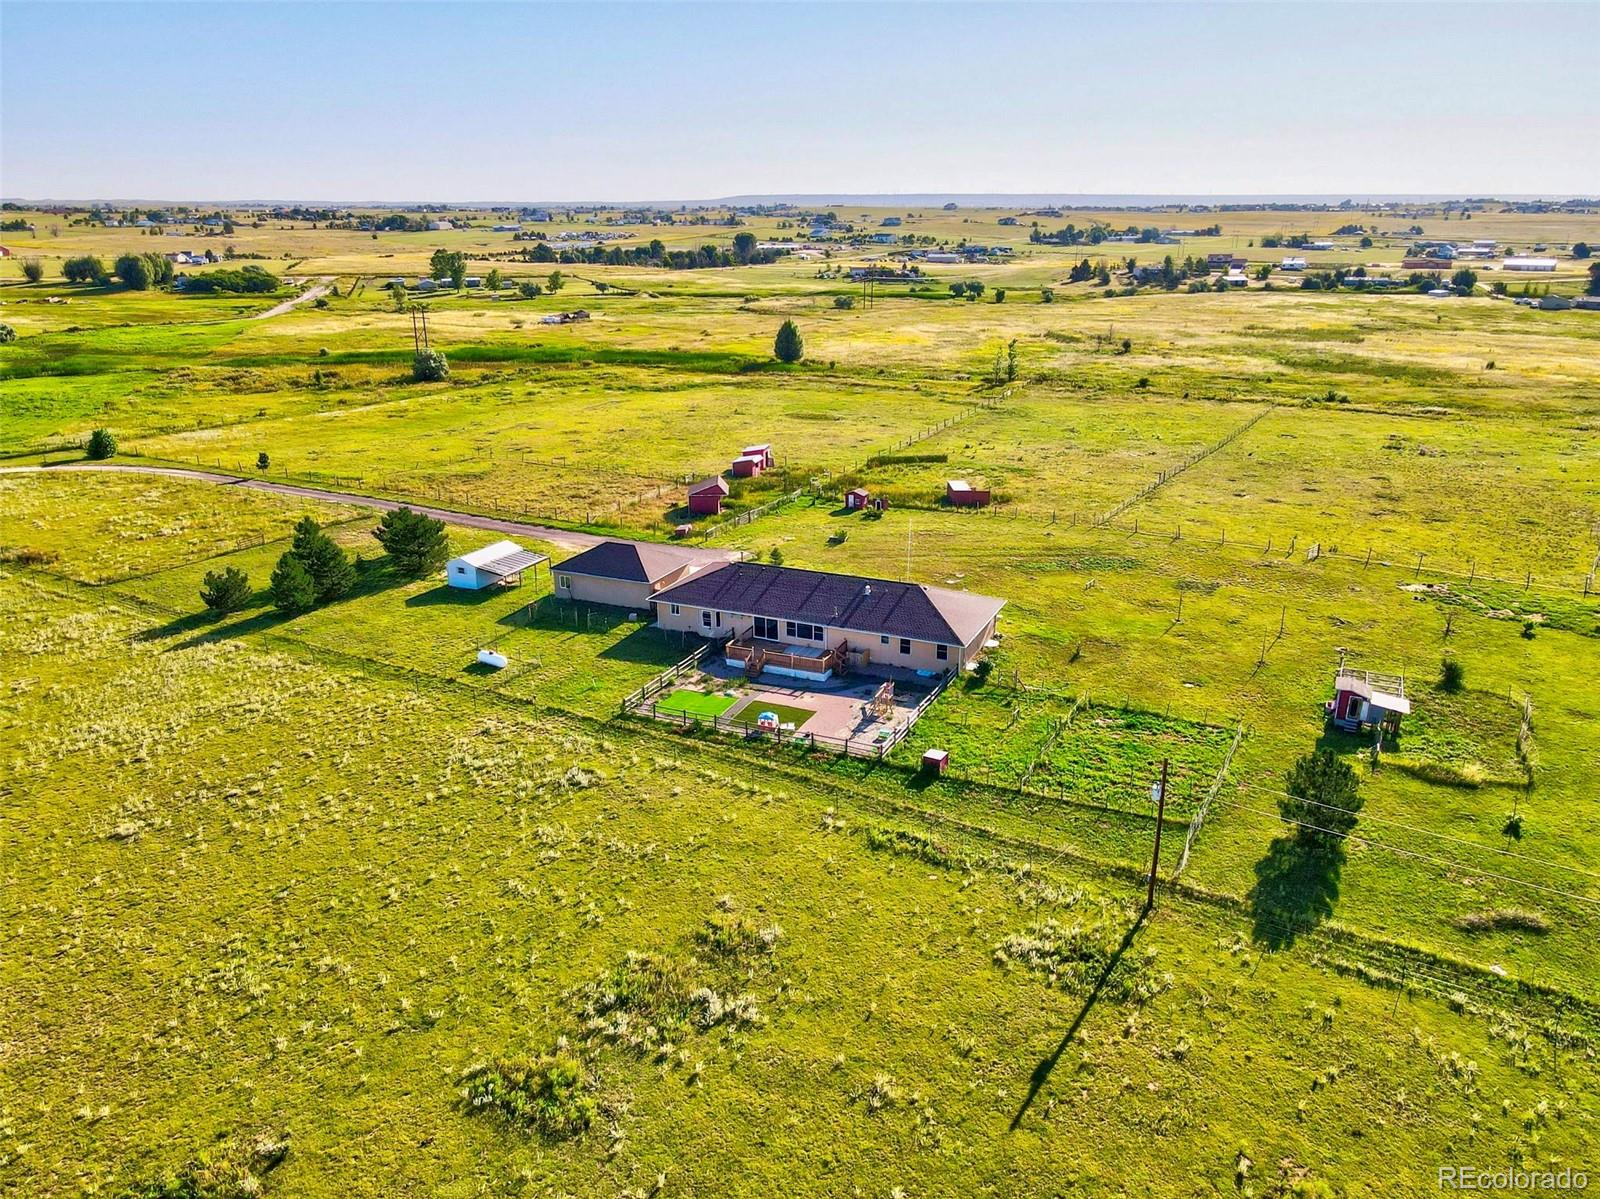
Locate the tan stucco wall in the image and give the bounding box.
[655,601,998,674]
[555,573,655,611]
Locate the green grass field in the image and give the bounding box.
[3,201,1599,1198]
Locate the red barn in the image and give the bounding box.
[687,476,729,515]
[741,444,774,469]
[730,454,766,478]
[946,479,991,508]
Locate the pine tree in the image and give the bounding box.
[86,428,117,459]
[773,320,803,363]
[1279,749,1362,851]
[269,552,317,615]
[199,566,253,614]
[290,517,355,602]
[373,507,450,578]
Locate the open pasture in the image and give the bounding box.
[6,570,1596,1197]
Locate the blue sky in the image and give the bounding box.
[2,1,1595,202]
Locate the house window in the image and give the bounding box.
[715,611,723,628]
[701,611,712,628]
[455,566,466,575]
[754,616,778,640]
[669,603,680,616]
[786,622,823,642]
[880,635,889,645]
[936,644,948,661]
[899,638,912,656]
[784,620,796,638]
[558,575,570,589]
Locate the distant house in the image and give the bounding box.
[1280,256,1308,271]
[554,540,709,611]
[880,216,903,227]
[446,540,547,590]
[1427,288,1454,298]
[1304,240,1334,251]
[871,232,896,244]
[464,276,483,288]
[427,220,453,231]
[1206,252,1235,268]
[655,561,1006,678]
[493,223,522,232]
[1224,270,1249,287]
[1503,257,1558,272]
[845,487,871,510]
[415,278,439,292]
[946,480,991,508]
[925,252,961,264]
[1538,294,1575,310]
[1327,662,1411,736]
[1402,257,1451,271]
[687,476,729,515]
[997,216,1019,226]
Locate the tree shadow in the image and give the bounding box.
[1249,835,1344,949]
[1010,907,1150,1131]
[404,582,504,608]
[598,624,686,666]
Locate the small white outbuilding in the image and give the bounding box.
[446,539,548,590]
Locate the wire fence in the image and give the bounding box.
[1174,721,1246,877]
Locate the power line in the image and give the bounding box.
[1209,797,1600,908]
[1231,779,1600,885]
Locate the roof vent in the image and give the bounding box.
[863,584,872,596]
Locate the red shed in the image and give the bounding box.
[946,479,991,508]
[731,454,766,478]
[741,444,775,469]
[845,487,871,510]
[687,476,729,515]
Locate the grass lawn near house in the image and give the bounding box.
[653,688,741,719]
[725,697,817,730]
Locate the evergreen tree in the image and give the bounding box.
[85,428,117,459]
[373,507,450,578]
[199,566,253,613]
[773,319,803,363]
[412,349,449,382]
[1279,749,1362,852]
[290,517,355,602]
[269,552,317,615]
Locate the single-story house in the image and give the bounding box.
[1327,663,1411,736]
[871,232,897,244]
[1503,257,1557,272]
[946,480,991,508]
[1206,252,1235,268]
[1280,256,1308,271]
[415,278,439,292]
[925,252,961,264]
[1224,270,1249,287]
[881,216,903,226]
[1538,295,1575,310]
[687,476,729,515]
[446,540,548,590]
[654,561,1006,679]
[553,540,708,611]
[845,487,871,510]
[1402,257,1451,271]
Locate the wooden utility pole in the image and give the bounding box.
[1146,758,1170,911]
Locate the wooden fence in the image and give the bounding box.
[1174,721,1247,877]
[619,643,710,713]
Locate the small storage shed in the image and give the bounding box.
[1327,662,1412,736]
[845,487,871,510]
[946,479,991,508]
[446,540,548,590]
[741,444,775,469]
[731,454,766,478]
[922,748,949,775]
[687,476,729,515]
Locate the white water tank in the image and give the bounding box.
[477,648,508,670]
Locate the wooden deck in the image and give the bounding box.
[725,637,848,678]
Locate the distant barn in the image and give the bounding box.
[946,480,991,508]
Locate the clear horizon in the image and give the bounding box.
[3,1,1596,202]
